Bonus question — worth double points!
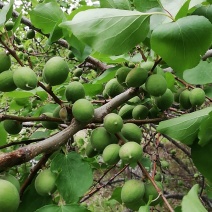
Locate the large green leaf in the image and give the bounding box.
[134,0,160,12]
[100,0,131,10]
[60,9,150,55]
[183,61,212,85]
[198,112,212,146]
[35,204,90,212]
[0,0,14,27]
[51,152,93,203]
[151,16,212,75]
[157,107,212,145]
[29,1,65,34]
[182,184,208,211]
[0,123,7,146]
[193,5,212,23]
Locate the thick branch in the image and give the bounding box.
[0,88,137,171]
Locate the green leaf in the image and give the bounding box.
[191,141,212,183]
[92,67,119,84]
[29,1,65,34]
[175,206,182,212]
[134,0,160,12]
[51,152,93,203]
[139,205,150,212]
[198,112,212,146]
[4,91,35,98]
[175,0,191,20]
[100,0,131,10]
[35,204,90,212]
[151,16,212,75]
[13,12,22,32]
[0,123,7,146]
[17,183,53,212]
[182,184,208,212]
[193,5,212,23]
[0,0,14,27]
[157,107,212,145]
[30,131,50,139]
[183,61,212,85]
[68,34,92,62]
[109,187,122,203]
[160,0,195,18]
[165,72,176,92]
[60,9,150,55]
[83,84,103,97]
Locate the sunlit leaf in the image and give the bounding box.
[60,9,150,55]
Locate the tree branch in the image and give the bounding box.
[0,88,137,171]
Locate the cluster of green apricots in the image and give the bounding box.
[0,48,206,211]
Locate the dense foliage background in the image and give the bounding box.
[0,0,212,211]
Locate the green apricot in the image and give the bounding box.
[121,123,142,143]
[104,78,124,98]
[0,70,17,92]
[72,99,94,122]
[179,90,192,109]
[102,144,120,165]
[145,74,167,97]
[103,113,123,134]
[85,142,98,158]
[116,66,131,87]
[3,120,22,135]
[35,169,57,196]
[90,127,117,152]
[0,51,11,73]
[126,67,148,88]
[65,81,85,103]
[132,105,149,119]
[121,179,145,211]
[155,89,174,111]
[119,141,143,164]
[189,88,205,107]
[73,68,83,77]
[41,112,58,130]
[118,104,134,119]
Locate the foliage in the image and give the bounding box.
[0,0,212,211]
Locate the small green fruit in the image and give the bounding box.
[85,142,98,158]
[1,173,20,192]
[0,179,20,212]
[121,123,142,143]
[0,51,11,73]
[132,105,148,119]
[5,21,14,31]
[41,112,58,130]
[73,68,83,77]
[26,29,35,39]
[103,113,123,134]
[126,67,148,87]
[119,141,143,164]
[72,99,94,122]
[90,127,117,152]
[0,70,17,92]
[115,66,131,87]
[154,173,162,182]
[65,81,85,103]
[102,144,120,165]
[13,67,38,90]
[189,88,205,107]
[43,56,69,86]
[145,74,167,97]
[143,181,163,206]
[127,96,141,105]
[174,87,185,103]
[35,169,57,196]
[161,160,169,169]
[3,120,22,135]
[148,106,160,118]
[121,179,145,210]
[118,104,134,119]
[155,89,174,111]
[179,90,192,109]
[104,78,124,98]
